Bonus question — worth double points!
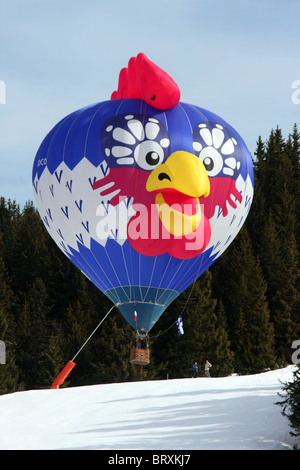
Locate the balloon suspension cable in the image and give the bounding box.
[71,303,117,361]
[50,303,118,389]
[149,281,197,340]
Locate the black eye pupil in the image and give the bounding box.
[203,157,214,171]
[146,151,160,166]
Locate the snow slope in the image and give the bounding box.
[0,366,297,450]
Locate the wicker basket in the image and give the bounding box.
[130,347,150,365]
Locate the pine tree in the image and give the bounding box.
[0,198,20,248]
[152,270,234,378]
[253,135,265,174]
[278,366,300,448]
[39,333,66,388]
[0,253,15,335]
[271,232,300,360]
[89,311,137,384]
[45,239,86,323]
[285,124,300,188]
[255,209,292,354]
[0,252,19,394]
[15,278,52,389]
[288,125,300,251]
[256,209,282,300]
[246,124,300,365]
[189,271,234,377]
[6,202,51,297]
[219,227,276,374]
[254,127,286,213]
[59,300,92,386]
[212,300,234,377]
[0,344,22,394]
[272,181,300,359]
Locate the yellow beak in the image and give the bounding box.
[146,151,210,236]
[146,151,210,197]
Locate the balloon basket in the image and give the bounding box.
[130,346,150,365]
[130,332,150,365]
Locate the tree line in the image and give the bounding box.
[0,123,300,394]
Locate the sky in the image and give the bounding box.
[1,0,300,208]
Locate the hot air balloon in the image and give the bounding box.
[33,53,254,368]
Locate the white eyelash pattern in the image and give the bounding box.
[193,123,241,177]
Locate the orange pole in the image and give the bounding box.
[50,360,76,389]
[49,305,117,389]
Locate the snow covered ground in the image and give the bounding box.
[0,366,298,451]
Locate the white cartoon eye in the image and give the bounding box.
[134,140,164,170]
[103,115,170,168]
[199,146,223,177]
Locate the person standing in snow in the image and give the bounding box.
[192,361,198,378]
[205,360,212,377]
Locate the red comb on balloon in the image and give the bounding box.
[111,53,180,110]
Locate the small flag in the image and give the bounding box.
[134,310,137,322]
[176,315,184,336]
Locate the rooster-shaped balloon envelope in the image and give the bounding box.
[32,53,254,335]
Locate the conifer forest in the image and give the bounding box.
[0,124,300,395]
